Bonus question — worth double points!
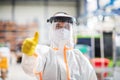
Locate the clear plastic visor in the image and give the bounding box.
[52,21,73,31]
[49,21,75,48]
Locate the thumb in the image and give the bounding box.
[33,32,39,43]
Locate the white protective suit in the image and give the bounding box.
[21,12,97,80]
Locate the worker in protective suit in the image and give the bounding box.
[21,12,97,80]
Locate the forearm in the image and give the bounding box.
[21,54,37,76]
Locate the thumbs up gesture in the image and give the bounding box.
[22,32,39,56]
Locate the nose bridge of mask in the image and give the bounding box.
[58,28,69,34]
[54,28,70,39]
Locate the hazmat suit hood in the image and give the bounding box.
[47,12,76,49]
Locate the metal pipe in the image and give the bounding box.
[12,0,15,21]
[76,0,80,18]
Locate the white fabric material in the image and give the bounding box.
[21,54,36,76]
[21,45,97,80]
[54,28,71,41]
[53,28,72,49]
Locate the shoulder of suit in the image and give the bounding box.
[73,49,90,62]
[73,49,94,69]
[73,49,83,56]
[35,44,50,55]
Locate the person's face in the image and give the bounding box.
[55,22,71,30]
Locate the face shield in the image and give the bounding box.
[47,12,76,48]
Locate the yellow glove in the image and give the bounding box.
[21,32,39,56]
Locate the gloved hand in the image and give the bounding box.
[21,32,39,56]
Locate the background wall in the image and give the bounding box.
[0,1,77,44]
[0,4,12,20]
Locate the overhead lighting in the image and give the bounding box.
[87,0,95,2]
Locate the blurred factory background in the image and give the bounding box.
[0,0,120,80]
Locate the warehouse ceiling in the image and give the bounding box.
[0,0,78,5]
[0,0,76,2]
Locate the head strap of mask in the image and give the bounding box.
[47,12,76,24]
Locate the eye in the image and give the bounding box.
[56,25,59,29]
[64,24,70,30]
[56,24,63,29]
